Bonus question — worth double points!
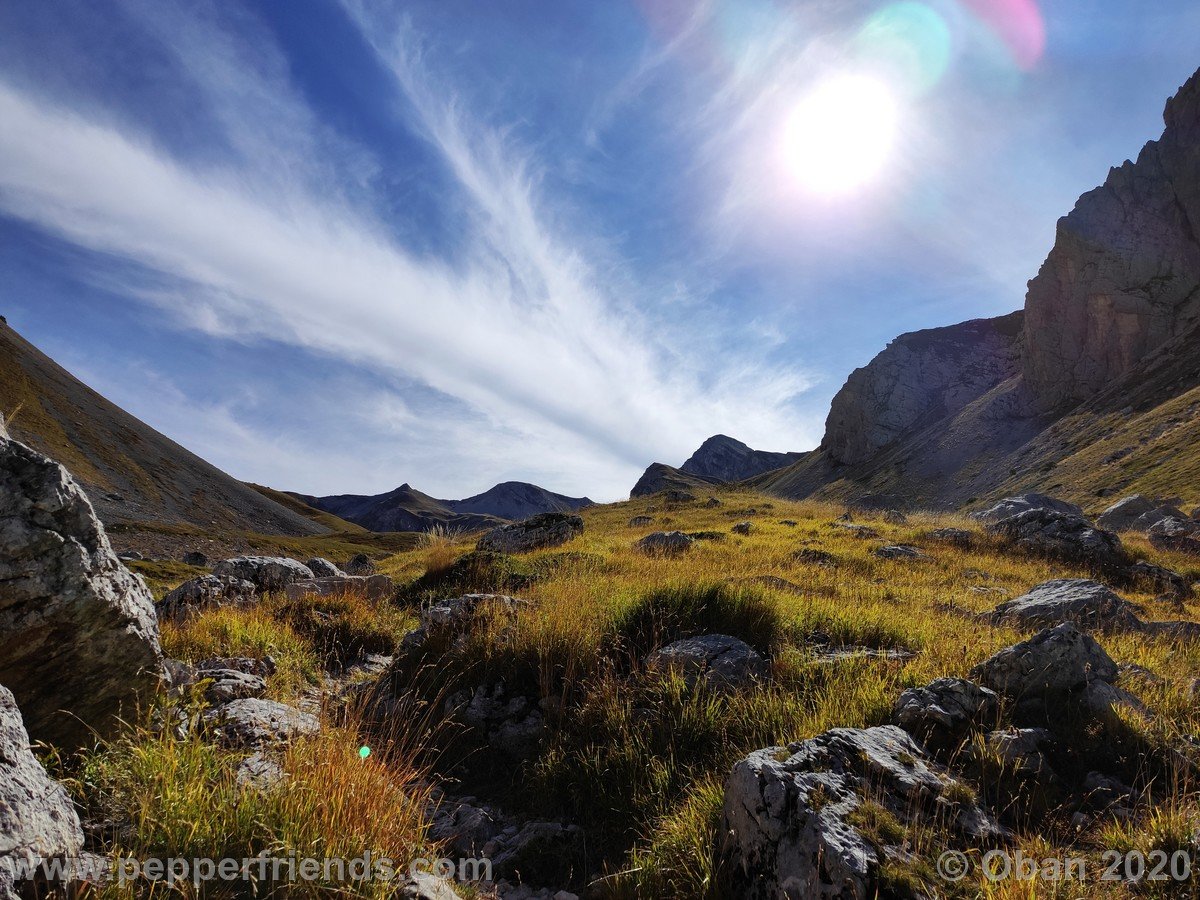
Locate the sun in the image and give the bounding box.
[782,74,900,196]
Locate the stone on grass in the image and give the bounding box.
[634,531,694,556]
[212,556,314,593]
[283,574,394,601]
[344,553,376,576]
[985,509,1125,570]
[476,513,584,554]
[644,634,768,690]
[731,521,753,535]
[157,574,257,622]
[304,557,345,578]
[891,677,998,752]
[973,493,1082,523]
[203,699,318,750]
[988,579,1144,632]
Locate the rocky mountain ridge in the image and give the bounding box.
[631,434,802,498]
[756,66,1200,511]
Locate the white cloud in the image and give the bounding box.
[0,5,818,500]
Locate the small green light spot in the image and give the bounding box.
[358,746,371,759]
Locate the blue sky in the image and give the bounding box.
[0,0,1197,501]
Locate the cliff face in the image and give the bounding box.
[822,313,1025,466]
[1023,68,1200,410]
[760,67,1200,510]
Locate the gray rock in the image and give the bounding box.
[0,434,163,749]
[634,531,694,556]
[829,522,879,538]
[627,515,653,527]
[430,798,505,858]
[197,656,277,678]
[644,635,769,690]
[400,594,529,654]
[182,551,209,567]
[989,579,1144,632]
[211,556,314,593]
[794,548,836,567]
[304,557,345,578]
[203,699,318,749]
[235,751,286,792]
[1128,560,1194,601]
[156,574,257,622]
[1148,516,1200,555]
[476,513,583,554]
[926,527,973,547]
[0,685,84,900]
[731,521,754,535]
[891,677,998,751]
[399,873,464,899]
[985,509,1125,570]
[872,544,926,560]
[196,668,268,705]
[970,623,1118,699]
[283,574,394,601]
[720,725,1006,899]
[488,820,583,882]
[344,553,376,576]
[974,493,1084,523]
[882,509,908,525]
[981,727,1057,782]
[1097,495,1161,531]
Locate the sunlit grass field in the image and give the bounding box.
[76,491,1200,898]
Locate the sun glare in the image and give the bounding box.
[782,74,900,196]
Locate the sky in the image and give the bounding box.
[0,1,1197,502]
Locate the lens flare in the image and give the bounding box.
[782,74,900,197]
[855,2,953,97]
[957,0,1045,70]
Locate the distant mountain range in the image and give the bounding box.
[294,481,593,533]
[630,434,803,497]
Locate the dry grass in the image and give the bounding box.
[88,489,1200,898]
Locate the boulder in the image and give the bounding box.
[988,579,1144,633]
[872,544,926,560]
[980,727,1058,783]
[196,668,268,705]
[891,677,998,752]
[1097,494,1161,531]
[970,623,1117,700]
[211,557,314,593]
[1131,506,1190,533]
[829,522,879,538]
[0,434,162,749]
[283,574,394,601]
[0,685,84,900]
[794,548,836,567]
[235,751,287,792]
[644,635,769,690]
[627,516,653,527]
[720,725,1006,899]
[476,513,584,554]
[399,873,464,899]
[985,509,1125,570]
[203,699,318,749]
[304,557,345,578]
[1128,560,1194,602]
[974,494,1083,524]
[344,553,376,576]
[182,550,209,567]
[634,531,694,556]
[731,521,753,536]
[1148,516,1200,556]
[925,527,973,547]
[156,574,257,622]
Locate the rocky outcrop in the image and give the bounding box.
[1023,69,1200,410]
[989,579,1144,632]
[633,531,694,556]
[156,574,258,622]
[283,574,395,601]
[984,509,1126,570]
[679,435,802,482]
[203,699,319,749]
[211,556,314,593]
[0,433,162,749]
[476,513,583,554]
[720,725,1005,899]
[304,557,344,577]
[974,493,1083,523]
[0,685,84,900]
[891,677,998,753]
[821,312,1025,466]
[644,635,769,690]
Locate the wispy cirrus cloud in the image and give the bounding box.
[0,0,816,499]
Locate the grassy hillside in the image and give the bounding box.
[76,489,1200,897]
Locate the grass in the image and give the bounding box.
[70,489,1200,898]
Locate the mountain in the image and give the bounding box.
[0,319,327,537]
[630,435,802,497]
[297,481,593,533]
[679,434,804,482]
[757,67,1200,511]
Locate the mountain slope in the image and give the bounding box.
[757,67,1200,513]
[629,463,722,498]
[0,320,327,536]
[296,480,591,533]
